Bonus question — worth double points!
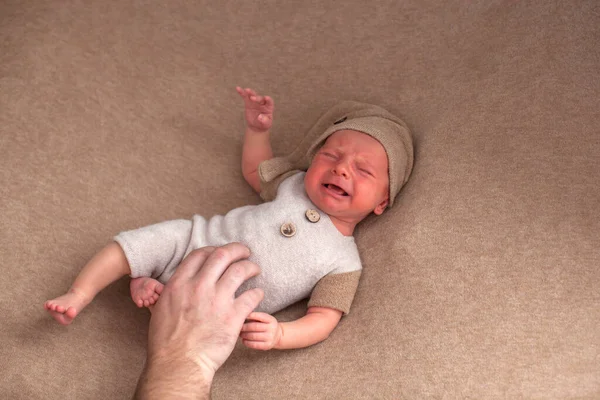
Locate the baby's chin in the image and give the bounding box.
[307,193,346,216]
[305,187,329,212]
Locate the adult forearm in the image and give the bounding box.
[134,356,213,400]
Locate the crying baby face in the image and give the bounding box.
[304,129,390,231]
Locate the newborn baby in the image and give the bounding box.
[44,87,414,350]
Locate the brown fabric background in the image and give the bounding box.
[1,1,598,399]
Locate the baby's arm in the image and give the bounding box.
[236,87,274,193]
[240,306,343,350]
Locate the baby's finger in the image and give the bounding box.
[241,321,267,332]
[246,312,272,323]
[245,88,257,97]
[250,95,264,104]
[242,339,271,351]
[240,331,267,341]
[263,96,274,107]
[236,86,247,98]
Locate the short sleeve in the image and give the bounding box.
[258,158,302,202]
[307,270,362,315]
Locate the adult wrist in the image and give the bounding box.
[135,353,215,399]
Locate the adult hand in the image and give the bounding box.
[134,243,264,399]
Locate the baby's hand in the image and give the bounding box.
[240,312,282,350]
[236,86,274,132]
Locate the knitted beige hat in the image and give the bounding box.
[258,100,414,207]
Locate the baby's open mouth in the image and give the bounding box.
[323,183,349,196]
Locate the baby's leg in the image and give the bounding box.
[44,242,131,325]
[44,288,89,325]
[130,277,164,308]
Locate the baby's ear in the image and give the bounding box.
[373,197,389,216]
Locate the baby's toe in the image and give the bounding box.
[155,284,164,295]
[65,307,77,319]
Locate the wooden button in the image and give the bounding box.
[305,209,320,223]
[280,222,296,237]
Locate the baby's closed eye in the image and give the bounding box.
[321,151,337,159]
[357,165,374,176]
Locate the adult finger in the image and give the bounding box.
[167,247,215,284]
[195,242,251,285]
[233,288,264,323]
[216,259,261,297]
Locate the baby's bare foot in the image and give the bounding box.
[44,289,90,325]
[130,277,164,308]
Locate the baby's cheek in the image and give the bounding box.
[304,169,322,192]
[372,179,389,200]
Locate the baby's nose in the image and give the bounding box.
[333,163,349,177]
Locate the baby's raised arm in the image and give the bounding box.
[237,86,274,193]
